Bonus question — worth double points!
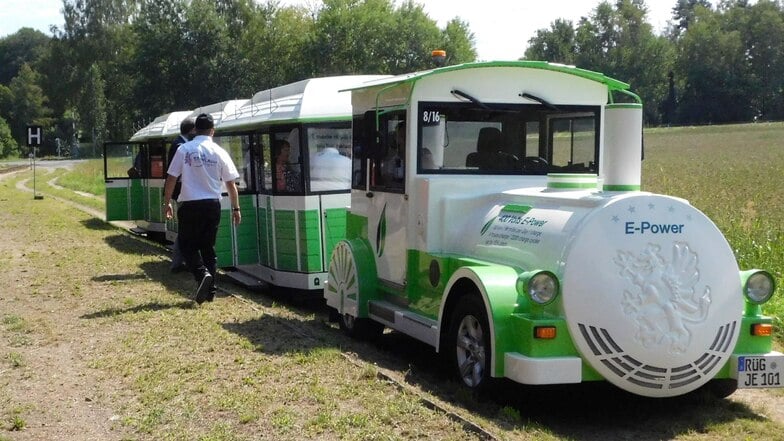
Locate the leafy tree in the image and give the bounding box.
[238,2,313,92]
[131,0,191,116]
[0,116,19,158]
[524,19,577,64]
[675,6,753,123]
[78,64,107,149]
[439,18,477,65]
[7,64,52,153]
[528,1,675,124]
[308,0,473,75]
[732,0,784,119]
[670,0,713,35]
[0,28,51,85]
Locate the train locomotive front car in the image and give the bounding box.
[325,61,780,398]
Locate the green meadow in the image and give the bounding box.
[642,122,784,337]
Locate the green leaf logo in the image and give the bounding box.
[480,216,497,236]
[376,204,387,257]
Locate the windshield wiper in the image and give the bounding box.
[451,89,491,110]
[520,92,559,110]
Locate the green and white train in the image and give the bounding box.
[104,75,386,291]
[324,61,780,398]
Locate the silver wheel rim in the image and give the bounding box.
[456,314,486,387]
[327,242,359,317]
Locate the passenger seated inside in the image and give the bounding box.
[311,146,351,191]
[420,147,436,171]
[466,127,518,171]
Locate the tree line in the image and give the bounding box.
[0,0,782,159]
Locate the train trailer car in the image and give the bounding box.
[103,110,192,236]
[166,75,388,291]
[324,61,780,398]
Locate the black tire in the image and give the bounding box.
[702,379,738,399]
[338,313,384,341]
[446,295,492,391]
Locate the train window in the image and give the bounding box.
[214,135,250,192]
[306,125,352,192]
[417,102,599,175]
[548,114,597,172]
[259,133,272,192]
[104,142,144,179]
[272,128,304,194]
[369,111,406,192]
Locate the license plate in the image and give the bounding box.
[731,352,784,388]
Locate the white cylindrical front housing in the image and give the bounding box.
[602,104,642,191]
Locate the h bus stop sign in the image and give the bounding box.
[27,125,43,147]
[27,125,44,200]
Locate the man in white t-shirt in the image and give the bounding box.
[310,147,351,191]
[162,113,241,304]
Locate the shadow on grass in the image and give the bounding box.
[81,218,115,231]
[92,273,149,282]
[104,233,164,255]
[80,300,195,319]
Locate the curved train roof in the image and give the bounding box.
[218,75,389,132]
[342,61,632,94]
[166,99,250,137]
[130,110,192,141]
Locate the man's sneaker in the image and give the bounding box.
[194,272,213,304]
[206,287,217,302]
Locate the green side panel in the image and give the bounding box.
[298,209,323,272]
[129,179,144,220]
[236,195,259,265]
[215,210,233,267]
[147,186,164,223]
[275,210,298,271]
[257,205,270,266]
[105,186,129,221]
[346,212,369,240]
[323,208,347,269]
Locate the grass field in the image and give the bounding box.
[642,122,784,337]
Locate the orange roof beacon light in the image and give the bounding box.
[432,49,446,67]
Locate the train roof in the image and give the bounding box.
[167,99,249,137]
[341,60,632,94]
[130,110,192,141]
[218,75,389,131]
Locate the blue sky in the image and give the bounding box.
[1,0,676,61]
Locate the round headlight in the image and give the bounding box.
[745,271,775,304]
[528,271,558,305]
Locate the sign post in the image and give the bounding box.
[27,125,44,200]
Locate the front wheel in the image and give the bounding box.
[447,295,492,390]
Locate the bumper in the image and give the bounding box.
[504,352,582,385]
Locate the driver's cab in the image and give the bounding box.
[346,62,637,298]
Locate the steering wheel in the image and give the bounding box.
[522,156,549,174]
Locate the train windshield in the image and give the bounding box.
[417,102,600,175]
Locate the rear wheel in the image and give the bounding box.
[447,295,492,390]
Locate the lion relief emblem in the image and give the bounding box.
[614,242,711,354]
